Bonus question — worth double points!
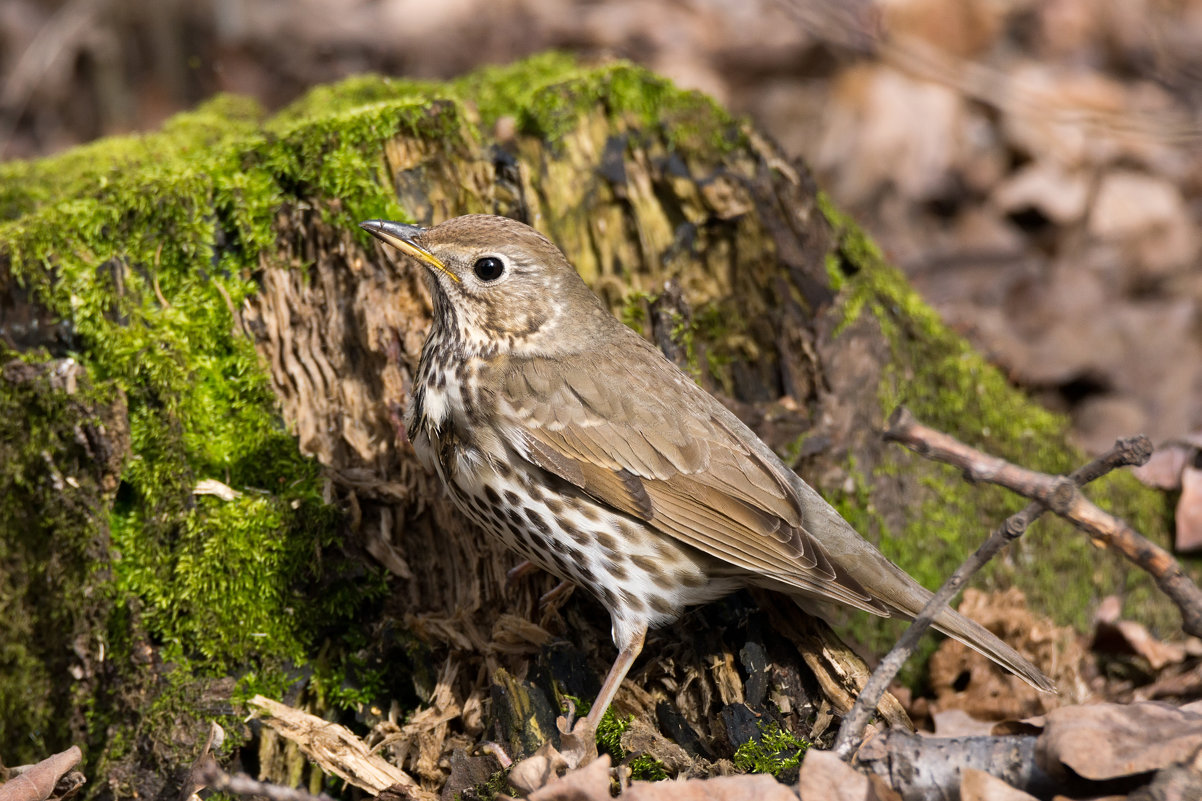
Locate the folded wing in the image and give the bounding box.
[498,341,887,615]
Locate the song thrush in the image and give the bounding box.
[360,214,1052,758]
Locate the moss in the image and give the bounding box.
[594,709,670,781]
[731,721,809,778]
[457,52,744,155]
[0,57,419,778]
[818,192,1181,641]
[619,290,653,335]
[263,92,468,233]
[459,768,511,801]
[0,351,120,763]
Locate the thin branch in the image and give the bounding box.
[834,407,1154,758]
[195,762,338,801]
[885,408,1202,635]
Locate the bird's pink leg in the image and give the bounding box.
[559,625,647,767]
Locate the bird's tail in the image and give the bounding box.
[924,600,1054,692]
[796,588,1055,693]
[769,465,1056,693]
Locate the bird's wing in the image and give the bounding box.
[498,341,885,615]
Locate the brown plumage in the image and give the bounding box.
[360,214,1053,758]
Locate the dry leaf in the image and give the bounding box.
[817,65,967,205]
[959,768,1038,801]
[1177,465,1202,553]
[798,750,885,801]
[1089,170,1198,277]
[929,589,1088,721]
[507,744,573,797]
[992,162,1089,225]
[1093,617,1187,671]
[525,756,611,801]
[0,747,82,801]
[1133,444,1193,490]
[1037,702,1202,781]
[624,773,799,801]
[931,709,998,737]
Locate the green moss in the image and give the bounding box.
[595,709,670,781]
[732,721,809,778]
[0,58,428,775]
[0,351,119,763]
[456,52,743,155]
[619,290,652,335]
[459,768,511,801]
[264,93,469,233]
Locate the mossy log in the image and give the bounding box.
[0,53,1174,798]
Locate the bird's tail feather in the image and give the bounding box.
[792,591,1055,693]
[926,603,1055,693]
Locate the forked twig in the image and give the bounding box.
[834,407,1170,758]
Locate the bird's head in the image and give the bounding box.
[361,214,611,356]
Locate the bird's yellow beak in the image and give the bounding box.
[360,219,459,283]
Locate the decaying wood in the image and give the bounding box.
[750,591,912,730]
[248,695,434,801]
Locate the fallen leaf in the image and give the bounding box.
[1133,444,1193,490]
[929,589,1088,721]
[1093,617,1187,671]
[992,162,1089,225]
[959,768,1038,801]
[816,65,967,205]
[1037,701,1202,781]
[798,750,895,801]
[624,773,800,800]
[0,747,82,801]
[931,709,998,737]
[1177,465,1202,553]
[526,756,611,801]
[507,744,573,797]
[1089,170,1198,276]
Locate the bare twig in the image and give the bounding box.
[885,408,1202,635]
[834,407,1154,758]
[195,763,338,801]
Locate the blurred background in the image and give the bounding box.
[3,0,1201,456]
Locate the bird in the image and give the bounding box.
[359,214,1053,761]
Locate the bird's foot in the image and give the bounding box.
[506,701,597,793]
[538,580,574,608]
[555,712,599,770]
[506,560,538,584]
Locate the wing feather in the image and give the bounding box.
[497,339,876,609]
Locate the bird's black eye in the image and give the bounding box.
[473,257,505,282]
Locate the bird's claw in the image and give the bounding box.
[538,580,574,608]
[506,560,537,585]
